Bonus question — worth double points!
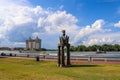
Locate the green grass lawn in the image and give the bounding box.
[0,58,120,80]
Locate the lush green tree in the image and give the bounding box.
[70,44,120,52]
[70,46,76,51]
[77,45,86,51]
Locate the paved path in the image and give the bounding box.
[0,56,8,58]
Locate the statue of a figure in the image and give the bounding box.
[60,30,69,46]
[58,30,71,67]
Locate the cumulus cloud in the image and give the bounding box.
[114,21,120,28]
[83,38,113,46]
[37,11,78,34]
[0,0,120,48]
[82,32,120,46]
[72,20,120,46]
[72,19,105,45]
[0,0,79,48]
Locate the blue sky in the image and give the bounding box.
[29,0,120,25]
[0,0,120,49]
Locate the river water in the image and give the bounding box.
[0,50,120,60]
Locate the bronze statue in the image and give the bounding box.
[60,30,69,45]
[58,30,71,67]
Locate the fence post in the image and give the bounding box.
[36,56,40,62]
[88,56,92,62]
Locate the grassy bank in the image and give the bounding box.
[0,58,120,80]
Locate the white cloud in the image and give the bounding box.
[82,32,120,46]
[36,10,79,35]
[92,19,105,29]
[114,21,120,28]
[0,0,79,48]
[0,0,120,48]
[83,38,114,46]
[72,19,105,45]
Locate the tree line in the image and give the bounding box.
[70,44,120,51]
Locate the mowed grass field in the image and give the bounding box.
[0,58,120,80]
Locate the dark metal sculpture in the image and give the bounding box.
[58,30,71,67]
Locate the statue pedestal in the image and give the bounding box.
[58,44,71,67]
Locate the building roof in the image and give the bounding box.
[26,36,41,42]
